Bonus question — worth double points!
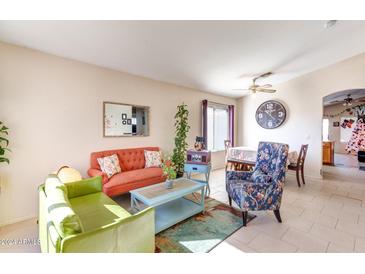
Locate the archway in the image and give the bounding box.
[322,89,365,178]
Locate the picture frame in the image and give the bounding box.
[103,101,150,137]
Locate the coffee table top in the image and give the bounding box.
[130,178,205,207]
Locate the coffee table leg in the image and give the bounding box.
[201,187,206,213]
[131,194,141,211]
[205,165,211,197]
[131,194,135,210]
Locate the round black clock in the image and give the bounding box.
[255,100,286,129]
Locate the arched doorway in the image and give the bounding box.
[322,89,365,178]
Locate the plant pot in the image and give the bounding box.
[176,171,184,178]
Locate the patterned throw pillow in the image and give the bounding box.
[144,150,162,168]
[97,154,121,178]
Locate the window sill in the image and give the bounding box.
[210,149,225,153]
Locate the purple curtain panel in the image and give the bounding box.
[228,105,234,146]
[202,100,208,149]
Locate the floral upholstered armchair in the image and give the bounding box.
[226,142,289,226]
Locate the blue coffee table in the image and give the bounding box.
[130,178,206,234]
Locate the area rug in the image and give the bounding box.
[155,195,255,253]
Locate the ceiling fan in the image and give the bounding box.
[233,72,276,94]
[329,94,365,106]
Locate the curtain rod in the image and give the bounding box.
[207,100,232,107]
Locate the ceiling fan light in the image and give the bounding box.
[325,20,338,29]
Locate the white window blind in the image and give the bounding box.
[207,103,229,151]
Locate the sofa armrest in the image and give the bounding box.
[60,207,155,253]
[87,168,108,185]
[66,176,103,199]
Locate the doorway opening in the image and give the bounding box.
[322,89,365,178]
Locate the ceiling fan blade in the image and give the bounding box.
[258,89,276,93]
[231,89,251,91]
[253,72,273,82]
[260,84,272,89]
[259,72,273,78]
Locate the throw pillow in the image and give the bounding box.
[97,154,121,178]
[57,166,82,184]
[45,174,84,238]
[144,150,162,168]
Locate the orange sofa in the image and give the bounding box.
[87,147,166,197]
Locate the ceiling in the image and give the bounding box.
[324,89,365,106]
[1,20,365,98]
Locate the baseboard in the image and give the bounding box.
[0,214,37,228]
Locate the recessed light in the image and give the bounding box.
[325,20,338,29]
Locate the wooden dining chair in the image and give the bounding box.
[224,140,232,154]
[224,140,234,171]
[288,144,309,187]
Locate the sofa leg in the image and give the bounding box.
[228,196,232,207]
[242,211,248,226]
[273,209,282,223]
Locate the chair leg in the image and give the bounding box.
[296,169,301,187]
[301,167,306,185]
[242,211,248,226]
[273,209,282,223]
[228,196,232,207]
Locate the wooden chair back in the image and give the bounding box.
[297,144,308,167]
[224,140,232,155]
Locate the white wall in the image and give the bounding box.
[237,52,365,178]
[0,42,236,225]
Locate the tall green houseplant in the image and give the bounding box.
[172,103,190,177]
[0,121,10,164]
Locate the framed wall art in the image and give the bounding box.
[103,102,150,137]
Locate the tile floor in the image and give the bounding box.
[1,168,365,253]
[334,153,358,168]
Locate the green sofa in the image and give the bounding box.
[38,175,155,253]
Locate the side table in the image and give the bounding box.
[184,163,211,197]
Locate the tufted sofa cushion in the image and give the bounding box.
[104,168,164,196]
[90,147,160,172]
[88,147,166,197]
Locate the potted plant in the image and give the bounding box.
[0,121,10,164]
[172,103,190,177]
[161,157,176,189]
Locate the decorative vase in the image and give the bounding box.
[165,180,174,189]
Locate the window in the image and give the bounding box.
[207,103,229,151]
[322,118,329,141]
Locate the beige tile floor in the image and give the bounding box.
[1,168,365,253]
[334,153,358,168]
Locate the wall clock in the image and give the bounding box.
[255,100,286,129]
